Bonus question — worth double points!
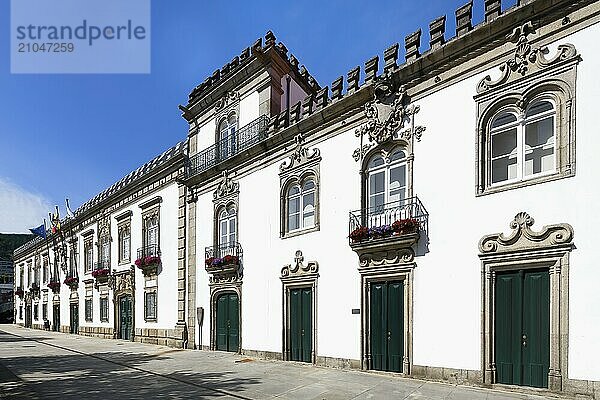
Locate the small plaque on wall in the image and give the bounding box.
[352,309,360,314]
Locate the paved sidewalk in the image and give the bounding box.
[0,325,574,399]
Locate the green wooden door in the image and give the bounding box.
[52,304,60,332]
[370,281,404,372]
[69,304,78,334]
[119,296,132,340]
[25,305,32,328]
[216,293,239,352]
[289,288,312,362]
[495,269,549,388]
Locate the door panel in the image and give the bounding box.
[495,269,549,388]
[301,288,312,363]
[120,296,132,340]
[289,289,301,361]
[216,293,239,352]
[522,271,550,388]
[370,281,404,372]
[228,294,239,352]
[52,305,60,332]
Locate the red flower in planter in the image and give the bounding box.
[205,257,215,267]
[47,281,61,290]
[392,218,420,234]
[92,268,110,278]
[15,289,24,297]
[349,226,370,242]
[222,255,239,265]
[63,277,78,286]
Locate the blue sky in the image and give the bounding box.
[0,0,508,233]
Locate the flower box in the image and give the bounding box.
[63,277,78,289]
[205,255,240,274]
[350,218,420,243]
[15,289,24,298]
[47,281,61,291]
[92,268,110,281]
[135,255,161,276]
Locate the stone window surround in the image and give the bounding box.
[144,284,157,322]
[478,212,573,392]
[84,298,93,322]
[280,171,320,239]
[214,91,240,146]
[115,210,133,265]
[140,197,161,251]
[100,296,109,322]
[82,229,94,274]
[212,174,239,249]
[280,250,319,364]
[359,258,414,375]
[474,45,580,196]
[279,135,322,239]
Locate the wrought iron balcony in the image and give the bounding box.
[186,115,269,178]
[137,244,160,260]
[205,242,243,277]
[94,260,111,271]
[348,196,428,248]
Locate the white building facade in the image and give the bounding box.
[14,0,600,397]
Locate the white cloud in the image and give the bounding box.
[0,178,52,233]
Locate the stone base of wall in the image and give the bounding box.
[79,326,114,339]
[134,327,185,348]
[60,325,70,333]
[241,349,283,361]
[240,348,360,369]
[411,365,482,386]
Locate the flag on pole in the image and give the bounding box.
[29,224,47,239]
[50,206,61,234]
[65,198,75,219]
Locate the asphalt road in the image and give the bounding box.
[0,325,569,399]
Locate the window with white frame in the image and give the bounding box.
[119,224,131,264]
[42,256,48,283]
[144,290,157,321]
[218,205,237,251]
[286,178,316,232]
[84,239,93,273]
[218,112,237,160]
[100,297,109,322]
[366,148,407,213]
[85,298,92,322]
[490,99,556,185]
[145,215,159,248]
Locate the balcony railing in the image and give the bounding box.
[205,242,243,260]
[186,115,269,178]
[137,244,160,260]
[93,260,111,271]
[348,196,428,245]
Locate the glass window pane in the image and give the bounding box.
[369,172,385,195]
[390,150,406,162]
[368,156,384,169]
[526,101,553,117]
[491,128,517,158]
[289,196,300,214]
[492,156,517,183]
[288,212,300,231]
[525,117,555,176]
[288,185,300,196]
[525,117,553,148]
[303,180,315,191]
[491,112,517,129]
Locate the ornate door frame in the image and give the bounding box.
[111,267,135,341]
[280,250,318,364]
[209,284,242,352]
[479,212,574,391]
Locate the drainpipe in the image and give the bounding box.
[285,75,291,127]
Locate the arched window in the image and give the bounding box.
[218,204,237,253]
[218,113,237,160]
[366,148,407,213]
[145,215,159,249]
[286,178,316,232]
[490,99,555,185]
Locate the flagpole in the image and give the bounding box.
[65,198,78,279]
[42,219,53,282]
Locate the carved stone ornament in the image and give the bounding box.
[281,250,319,278]
[477,22,580,93]
[358,248,414,268]
[279,134,321,173]
[479,212,574,254]
[358,77,410,144]
[213,170,239,200]
[214,91,240,112]
[108,267,135,293]
[352,143,375,162]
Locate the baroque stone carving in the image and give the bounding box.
[352,143,375,162]
[479,212,574,254]
[279,134,321,173]
[281,250,319,278]
[213,170,239,200]
[214,91,240,112]
[109,267,135,294]
[477,22,579,93]
[358,248,414,268]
